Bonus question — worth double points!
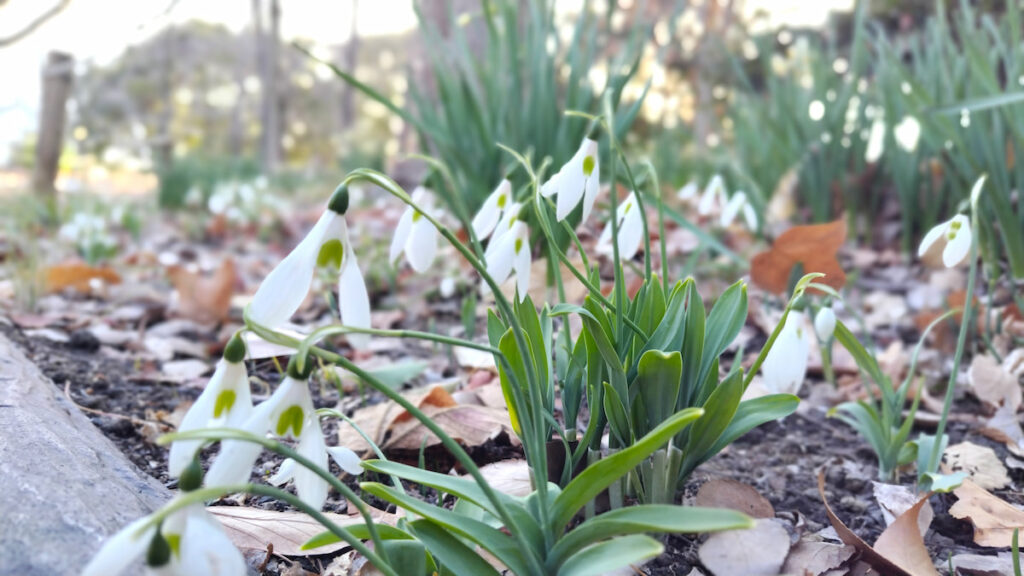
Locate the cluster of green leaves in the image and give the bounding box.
[316,0,649,221]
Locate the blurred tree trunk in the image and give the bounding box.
[253,0,281,172]
[692,0,734,152]
[339,0,359,131]
[31,51,73,199]
[154,28,174,173]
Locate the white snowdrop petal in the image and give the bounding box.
[389,208,414,264]
[168,361,227,477]
[513,229,532,301]
[267,458,297,486]
[176,508,246,576]
[742,203,758,231]
[328,446,364,475]
[338,250,371,348]
[406,217,438,273]
[556,166,585,222]
[917,221,947,258]
[581,163,600,224]
[82,515,154,576]
[617,201,645,261]
[249,211,338,327]
[719,193,746,227]
[205,391,282,487]
[677,181,698,199]
[814,308,836,342]
[294,420,330,511]
[942,216,972,268]
[540,174,559,198]
[698,175,725,215]
[485,232,516,287]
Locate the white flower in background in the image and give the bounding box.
[83,504,245,576]
[484,219,531,301]
[814,307,836,342]
[543,137,600,222]
[205,374,335,510]
[697,174,727,215]
[762,312,811,395]
[389,186,438,272]
[719,191,758,231]
[676,180,699,200]
[894,116,921,153]
[865,118,886,163]
[472,179,513,239]
[918,214,972,268]
[168,335,252,478]
[248,187,370,346]
[597,191,644,261]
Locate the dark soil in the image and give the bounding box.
[4,317,1021,575]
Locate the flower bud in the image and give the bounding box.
[286,355,314,380]
[223,332,247,363]
[146,529,172,568]
[815,307,836,342]
[328,184,349,215]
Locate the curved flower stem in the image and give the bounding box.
[134,483,398,576]
[160,428,387,556]
[316,407,406,495]
[640,159,669,293]
[244,317,548,575]
[602,95,626,342]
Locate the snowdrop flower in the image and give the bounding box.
[206,362,332,510]
[597,191,644,261]
[697,174,727,215]
[168,334,252,478]
[762,312,811,395]
[83,504,244,576]
[270,444,364,488]
[389,186,438,272]
[248,186,370,346]
[485,219,531,301]
[865,118,886,163]
[543,136,600,222]
[719,191,758,230]
[677,180,699,200]
[918,214,971,268]
[472,179,513,239]
[814,307,836,342]
[894,116,921,153]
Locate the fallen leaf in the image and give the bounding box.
[454,347,496,370]
[863,291,909,331]
[695,478,775,519]
[751,219,847,294]
[943,442,1011,490]
[167,258,237,324]
[208,506,396,556]
[161,359,211,383]
[979,404,1024,458]
[43,261,121,293]
[780,538,855,576]
[951,552,1017,576]
[698,518,791,576]
[469,460,532,497]
[968,354,1022,413]
[818,469,937,576]
[949,479,1024,547]
[872,482,933,537]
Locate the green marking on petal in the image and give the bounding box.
[412,211,423,223]
[276,405,305,437]
[166,534,182,559]
[582,155,595,177]
[950,220,962,231]
[213,389,237,419]
[316,239,344,270]
[497,194,507,209]
[514,238,523,254]
[623,202,633,214]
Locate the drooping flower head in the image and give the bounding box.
[677,180,699,200]
[168,333,253,478]
[205,357,349,511]
[762,311,811,395]
[814,307,836,342]
[484,211,532,302]
[918,214,971,268]
[472,179,514,239]
[697,174,727,216]
[719,191,758,231]
[390,186,438,272]
[542,136,601,223]
[248,184,370,346]
[597,191,644,261]
[83,504,245,576]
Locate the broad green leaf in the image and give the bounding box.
[699,281,748,388]
[380,539,427,576]
[603,381,632,447]
[558,534,663,576]
[302,524,412,550]
[551,407,704,531]
[549,505,752,567]
[707,394,799,457]
[680,369,744,480]
[679,282,706,408]
[408,520,502,576]
[636,350,682,427]
[498,328,528,436]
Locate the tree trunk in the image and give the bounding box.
[339,0,359,131]
[259,0,282,172]
[31,51,73,199]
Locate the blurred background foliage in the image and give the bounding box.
[2,0,1023,274]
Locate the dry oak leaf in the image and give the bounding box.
[949,479,1024,548]
[698,518,791,576]
[780,538,855,576]
[751,219,847,294]
[167,258,237,324]
[43,261,121,293]
[818,469,938,576]
[695,478,775,519]
[943,441,1011,491]
[968,354,1022,413]
[208,506,397,556]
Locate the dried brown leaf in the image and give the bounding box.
[968,354,1022,413]
[780,538,855,576]
[208,506,396,556]
[167,258,237,324]
[43,261,121,293]
[751,219,847,295]
[943,442,1011,490]
[949,479,1024,547]
[698,519,791,576]
[695,478,775,519]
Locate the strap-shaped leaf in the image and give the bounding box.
[361,482,532,576]
[680,369,744,480]
[548,505,752,568]
[706,394,799,458]
[557,534,663,576]
[407,519,502,576]
[699,280,748,388]
[550,408,703,531]
[302,524,412,551]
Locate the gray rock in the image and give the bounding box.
[0,333,170,576]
